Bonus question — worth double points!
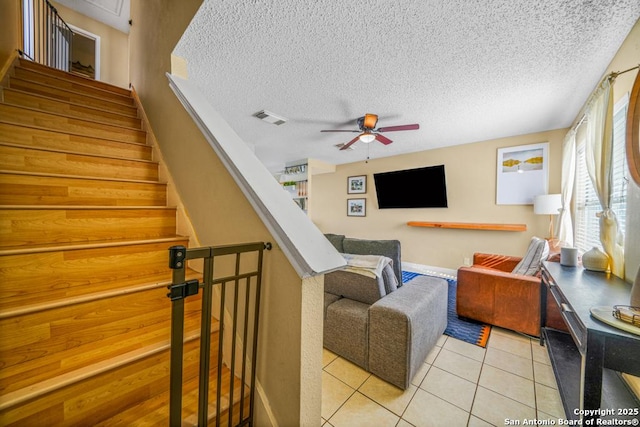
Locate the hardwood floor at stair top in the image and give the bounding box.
[9,77,139,117]
[2,88,142,129]
[0,104,146,144]
[13,66,133,105]
[0,144,159,181]
[17,59,132,97]
[0,172,167,206]
[0,122,152,160]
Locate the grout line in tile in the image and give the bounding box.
[324,333,561,426]
[468,350,486,425]
[323,368,358,393]
[324,382,358,423]
[484,354,536,382]
[476,384,537,411]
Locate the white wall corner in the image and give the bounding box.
[170,54,188,80]
[299,274,324,427]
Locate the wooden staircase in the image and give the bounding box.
[0,58,246,426]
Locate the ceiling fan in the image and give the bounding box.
[320,113,419,150]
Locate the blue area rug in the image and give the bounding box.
[402,271,491,347]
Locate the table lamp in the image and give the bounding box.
[534,194,562,239]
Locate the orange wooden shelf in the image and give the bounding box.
[407,221,527,232]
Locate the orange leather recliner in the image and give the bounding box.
[456,252,564,337]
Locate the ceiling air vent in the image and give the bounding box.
[254,110,287,125]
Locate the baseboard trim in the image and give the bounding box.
[255,381,279,427]
[402,262,457,279]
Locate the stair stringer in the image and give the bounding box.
[131,86,200,251]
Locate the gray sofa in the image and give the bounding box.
[323,234,448,389]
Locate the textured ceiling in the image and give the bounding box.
[174,1,639,173]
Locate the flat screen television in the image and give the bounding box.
[373,165,448,209]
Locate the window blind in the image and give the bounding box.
[574,98,628,254]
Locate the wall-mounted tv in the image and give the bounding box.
[373,165,448,209]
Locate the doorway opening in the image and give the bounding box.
[68,24,101,80]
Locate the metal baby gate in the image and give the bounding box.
[167,242,270,426]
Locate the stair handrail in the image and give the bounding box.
[20,0,74,71]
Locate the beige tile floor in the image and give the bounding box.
[322,327,565,427]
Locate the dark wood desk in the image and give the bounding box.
[540,261,640,422]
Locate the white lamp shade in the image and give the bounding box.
[359,133,376,143]
[533,194,562,215]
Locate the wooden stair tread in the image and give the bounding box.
[0,206,178,249]
[0,169,161,184]
[0,268,201,319]
[0,122,152,161]
[0,296,208,393]
[9,76,139,117]
[0,102,145,133]
[98,371,248,427]
[2,88,142,128]
[17,58,132,97]
[0,340,219,426]
[0,140,154,163]
[0,127,152,161]
[0,171,168,207]
[0,205,177,211]
[0,295,204,380]
[0,265,198,313]
[0,237,190,300]
[0,104,146,144]
[0,204,176,210]
[0,145,159,180]
[181,382,250,427]
[0,326,211,411]
[14,64,133,104]
[0,235,189,256]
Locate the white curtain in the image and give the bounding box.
[557,130,576,246]
[585,77,625,278]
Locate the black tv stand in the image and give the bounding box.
[540,262,640,422]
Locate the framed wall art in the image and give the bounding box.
[496,142,549,205]
[347,198,366,217]
[347,175,367,194]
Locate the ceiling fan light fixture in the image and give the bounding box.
[359,132,376,143]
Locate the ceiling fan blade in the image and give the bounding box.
[377,124,420,132]
[321,129,360,133]
[340,135,361,151]
[375,133,393,145]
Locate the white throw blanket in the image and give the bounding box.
[341,253,392,279]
